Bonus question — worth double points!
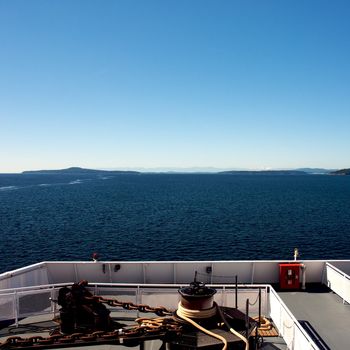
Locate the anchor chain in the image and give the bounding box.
[0,297,179,349]
[87,295,174,316]
[0,319,181,349]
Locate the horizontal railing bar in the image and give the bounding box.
[326,262,350,280]
[86,282,270,288]
[0,282,74,294]
[0,262,47,281]
[0,282,268,297]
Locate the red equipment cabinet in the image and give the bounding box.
[279,263,302,290]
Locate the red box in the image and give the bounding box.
[279,263,302,290]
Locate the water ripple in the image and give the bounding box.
[0,174,350,272]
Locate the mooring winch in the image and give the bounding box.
[171,277,254,350]
[57,280,113,334]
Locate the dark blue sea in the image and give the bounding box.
[1,174,350,273]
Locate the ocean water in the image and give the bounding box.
[0,173,350,273]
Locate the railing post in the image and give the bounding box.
[143,264,146,284]
[222,285,225,307]
[173,263,177,284]
[108,264,112,283]
[279,293,282,336]
[50,287,56,315]
[343,273,346,304]
[14,291,19,327]
[245,298,249,340]
[251,262,255,284]
[235,275,238,309]
[136,285,140,318]
[258,288,261,328]
[73,263,78,282]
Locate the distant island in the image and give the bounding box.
[295,168,335,174]
[329,168,350,175]
[22,167,140,175]
[219,170,309,176]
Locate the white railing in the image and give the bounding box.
[0,282,268,327]
[325,262,350,304]
[0,282,73,294]
[0,283,75,325]
[0,287,60,325]
[269,288,320,350]
[87,282,269,317]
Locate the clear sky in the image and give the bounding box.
[1,0,350,173]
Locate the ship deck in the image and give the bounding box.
[2,259,350,350]
[3,287,349,350]
[0,311,287,350]
[278,284,350,350]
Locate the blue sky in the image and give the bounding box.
[1,0,350,172]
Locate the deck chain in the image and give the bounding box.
[88,295,174,316]
[0,319,181,348]
[0,297,179,349]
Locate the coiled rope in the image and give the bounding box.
[176,302,228,350]
[176,302,249,350]
[176,302,217,319]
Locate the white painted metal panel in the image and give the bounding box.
[76,263,110,283]
[0,263,48,289]
[251,262,279,283]
[46,263,76,283]
[326,263,350,304]
[300,260,325,283]
[110,263,144,283]
[294,328,317,350]
[1,260,349,289]
[174,262,212,283]
[142,263,174,283]
[212,261,253,283]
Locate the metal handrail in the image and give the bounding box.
[0,282,268,322]
[0,262,46,281]
[325,262,350,304]
[326,262,350,280]
[0,282,74,294]
[86,282,270,288]
[270,287,320,350]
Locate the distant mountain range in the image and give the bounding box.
[20,166,349,176]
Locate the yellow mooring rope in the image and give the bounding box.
[176,302,249,350]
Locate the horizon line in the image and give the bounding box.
[0,165,343,175]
